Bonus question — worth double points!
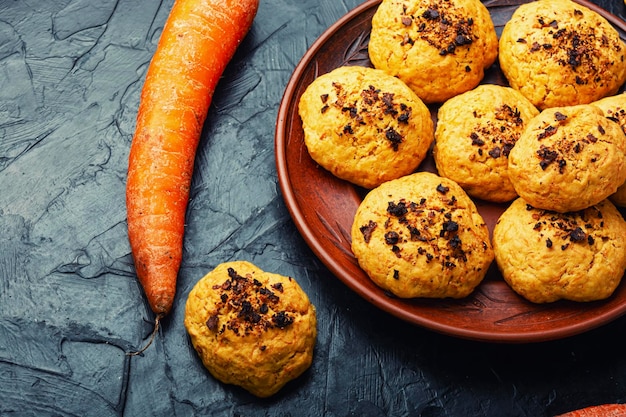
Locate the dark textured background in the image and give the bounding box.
[1,1,625,416]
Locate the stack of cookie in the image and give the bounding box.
[298,0,626,304]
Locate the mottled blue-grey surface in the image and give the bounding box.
[1,1,626,416]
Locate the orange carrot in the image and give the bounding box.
[555,404,626,416]
[126,0,259,334]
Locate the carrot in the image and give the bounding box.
[555,404,626,416]
[125,0,259,351]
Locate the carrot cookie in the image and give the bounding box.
[184,261,317,397]
[434,84,539,203]
[351,172,493,299]
[298,65,433,189]
[591,92,626,207]
[493,198,626,303]
[508,104,626,213]
[499,0,626,110]
[368,0,498,104]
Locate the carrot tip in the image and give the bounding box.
[127,314,163,356]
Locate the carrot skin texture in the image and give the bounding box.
[126,0,260,316]
[555,404,626,417]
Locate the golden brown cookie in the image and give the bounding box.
[612,184,626,209]
[184,261,317,398]
[592,93,626,132]
[591,92,626,207]
[493,198,626,303]
[499,0,626,110]
[298,65,433,189]
[434,84,539,203]
[368,0,498,104]
[508,104,626,213]
[351,172,494,299]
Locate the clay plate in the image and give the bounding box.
[275,0,626,343]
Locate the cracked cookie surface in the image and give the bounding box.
[493,198,626,303]
[184,261,317,397]
[499,0,626,110]
[591,92,626,207]
[298,65,433,189]
[508,104,626,213]
[434,84,539,203]
[351,172,493,299]
[368,0,498,104]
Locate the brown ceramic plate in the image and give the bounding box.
[275,0,626,343]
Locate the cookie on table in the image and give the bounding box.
[184,261,317,398]
[508,104,626,213]
[368,0,498,104]
[493,198,626,303]
[433,84,539,203]
[351,172,494,299]
[297,65,433,189]
[591,92,626,207]
[499,0,626,110]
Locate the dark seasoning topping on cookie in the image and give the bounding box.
[469,104,524,160]
[605,107,626,129]
[534,111,607,172]
[319,82,413,151]
[526,204,604,250]
[515,8,621,83]
[206,267,295,336]
[398,2,476,58]
[360,220,377,243]
[359,183,487,280]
